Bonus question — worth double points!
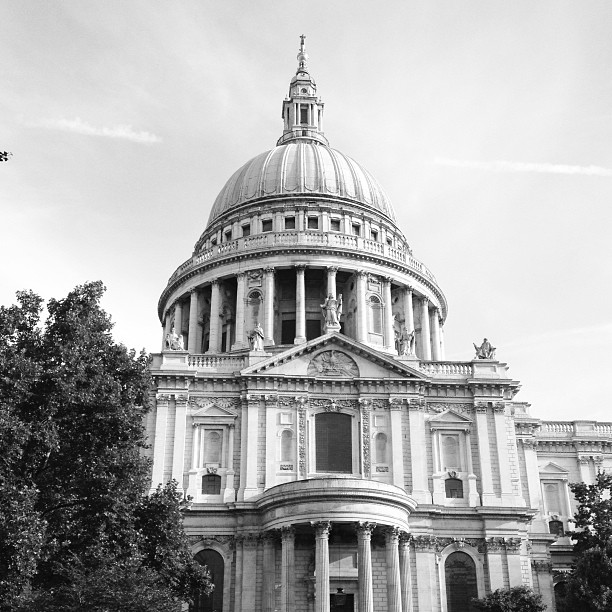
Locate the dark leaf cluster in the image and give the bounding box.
[0,282,211,611]
[472,586,546,612]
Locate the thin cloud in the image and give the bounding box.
[434,158,612,177]
[34,117,161,144]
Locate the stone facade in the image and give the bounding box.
[146,39,612,612]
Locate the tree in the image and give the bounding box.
[472,586,546,612]
[0,151,12,161]
[0,283,211,611]
[560,472,612,612]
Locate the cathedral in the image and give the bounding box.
[145,38,612,612]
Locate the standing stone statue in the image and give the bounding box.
[399,326,416,356]
[247,322,265,351]
[320,293,343,326]
[473,338,496,360]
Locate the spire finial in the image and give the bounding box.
[297,34,308,71]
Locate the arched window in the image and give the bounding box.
[445,551,478,612]
[315,412,352,473]
[204,430,222,464]
[375,433,387,464]
[368,295,383,335]
[202,474,221,495]
[549,520,564,536]
[445,478,464,499]
[280,430,294,462]
[192,549,224,612]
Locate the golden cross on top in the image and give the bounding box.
[300,34,306,50]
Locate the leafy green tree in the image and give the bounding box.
[472,586,546,612]
[0,283,211,611]
[561,472,612,611]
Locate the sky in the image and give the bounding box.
[2,1,611,422]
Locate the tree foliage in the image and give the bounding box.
[0,282,211,611]
[0,151,12,161]
[472,586,546,612]
[559,472,612,611]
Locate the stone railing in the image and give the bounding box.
[167,231,438,285]
[419,361,474,377]
[539,421,612,438]
[188,354,246,372]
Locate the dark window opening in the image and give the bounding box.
[202,474,221,495]
[352,224,361,236]
[315,412,352,473]
[371,229,378,241]
[300,105,308,125]
[549,520,564,536]
[330,218,341,232]
[224,230,232,242]
[210,237,217,246]
[285,216,296,230]
[306,319,320,340]
[262,219,273,232]
[445,552,478,612]
[281,319,296,344]
[192,549,224,612]
[445,478,464,499]
[242,224,251,237]
[308,217,319,230]
[386,237,393,246]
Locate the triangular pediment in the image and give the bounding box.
[190,400,238,418]
[429,410,472,424]
[240,333,429,380]
[539,461,569,475]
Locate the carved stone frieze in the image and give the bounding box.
[532,560,553,572]
[361,404,371,478]
[409,398,426,411]
[412,535,439,551]
[427,402,472,414]
[307,350,359,377]
[298,406,307,478]
[310,398,358,411]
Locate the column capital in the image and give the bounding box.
[384,525,401,544]
[295,263,307,272]
[264,266,275,275]
[210,278,220,287]
[312,521,332,538]
[356,522,376,537]
[421,296,429,306]
[405,285,413,294]
[399,532,412,547]
[326,265,339,275]
[281,525,295,540]
[262,530,278,545]
[236,271,247,280]
[382,276,392,285]
[356,269,368,278]
[189,287,199,295]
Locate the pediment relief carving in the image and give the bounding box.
[539,461,569,475]
[189,397,238,420]
[307,350,359,378]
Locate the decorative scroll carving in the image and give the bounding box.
[310,398,358,411]
[475,402,488,413]
[356,522,376,537]
[532,560,553,572]
[376,466,389,472]
[493,402,506,414]
[312,521,332,538]
[361,402,371,478]
[307,350,359,377]
[156,394,171,406]
[298,406,307,478]
[409,398,426,411]
[412,535,439,551]
[280,464,294,471]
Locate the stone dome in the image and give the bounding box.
[207,141,397,225]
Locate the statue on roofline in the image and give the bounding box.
[320,293,343,326]
[165,327,184,351]
[473,338,496,360]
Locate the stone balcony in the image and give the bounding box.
[166,230,438,287]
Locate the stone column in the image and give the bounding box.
[419,298,431,360]
[439,320,446,360]
[506,539,523,586]
[263,532,277,612]
[150,394,169,492]
[207,280,221,353]
[223,424,236,502]
[174,299,183,345]
[408,402,431,503]
[233,272,247,350]
[234,536,244,612]
[403,287,414,333]
[295,265,306,344]
[486,538,505,590]
[264,266,275,345]
[162,311,172,350]
[385,527,402,612]
[244,395,260,499]
[326,266,338,298]
[389,401,405,488]
[413,537,436,611]
[493,403,514,505]
[281,526,296,612]
[241,534,259,611]
[356,270,367,342]
[383,277,395,350]
[399,533,412,612]
[188,289,199,353]
[431,308,441,361]
[171,394,188,493]
[475,403,496,505]
[356,522,375,612]
[313,521,331,612]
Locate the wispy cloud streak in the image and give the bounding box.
[434,158,612,177]
[34,117,161,144]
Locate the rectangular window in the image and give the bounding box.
[371,229,378,241]
[352,223,361,236]
[262,219,273,232]
[306,319,320,340]
[285,216,296,230]
[308,217,319,230]
[242,224,251,237]
[386,237,393,246]
[330,218,341,232]
[281,319,296,344]
[210,237,217,246]
[300,105,308,125]
[316,412,352,473]
[224,230,232,242]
